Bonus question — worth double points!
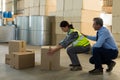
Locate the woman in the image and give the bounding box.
[48,21,91,71]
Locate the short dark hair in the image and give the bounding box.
[93,17,103,26]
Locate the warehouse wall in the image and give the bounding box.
[55,0,83,44]
[5,0,13,11]
[5,0,118,46]
[80,0,101,45]
[5,0,56,16]
[13,0,102,45]
[112,0,120,47]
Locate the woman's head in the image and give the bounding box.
[60,21,74,32]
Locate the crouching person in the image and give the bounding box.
[47,20,91,71]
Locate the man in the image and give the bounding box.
[82,17,118,75]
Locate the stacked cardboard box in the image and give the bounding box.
[102,6,112,14]
[103,0,113,7]
[5,40,35,69]
[5,54,11,65]
[41,46,60,70]
[102,0,112,13]
[10,52,35,69]
[9,40,26,54]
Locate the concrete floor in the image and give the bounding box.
[0,43,120,80]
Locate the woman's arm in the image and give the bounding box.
[59,32,79,48]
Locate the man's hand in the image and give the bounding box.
[81,33,87,37]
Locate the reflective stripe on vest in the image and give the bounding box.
[68,29,90,47]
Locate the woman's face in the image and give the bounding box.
[61,26,69,32]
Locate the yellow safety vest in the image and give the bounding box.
[68,29,90,47]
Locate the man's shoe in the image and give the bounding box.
[106,61,116,72]
[89,69,103,75]
[70,66,82,71]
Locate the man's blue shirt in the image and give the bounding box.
[87,27,118,50]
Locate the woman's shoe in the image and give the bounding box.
[70,66,82,71]
[69,64,81,67]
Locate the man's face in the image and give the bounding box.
[93,21,100,30]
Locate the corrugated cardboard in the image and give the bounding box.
[26,49,35,53]
[41,46,60,70]
[10,52,35,69]
[102,6,112,14]
[5,54,11,65]
[9,40,26,54]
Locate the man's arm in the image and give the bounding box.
[81,33,96,41]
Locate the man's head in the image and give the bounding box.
[93,17,103,30]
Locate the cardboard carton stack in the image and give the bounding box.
[9,40,26,54]
[40,46,60,70]
[102,0,112,14]
[5,54,11,65]
[5,40,35,69]
[10,52,35,69]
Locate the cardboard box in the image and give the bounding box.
[26,49,35,53]
[9,40,26,54]
[102,6,112,14]
[10,52,35,69]
[5,54,11,65]
[41,46,60,70]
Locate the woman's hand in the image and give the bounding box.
[47,47,55,55]
[47,45,63,56]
